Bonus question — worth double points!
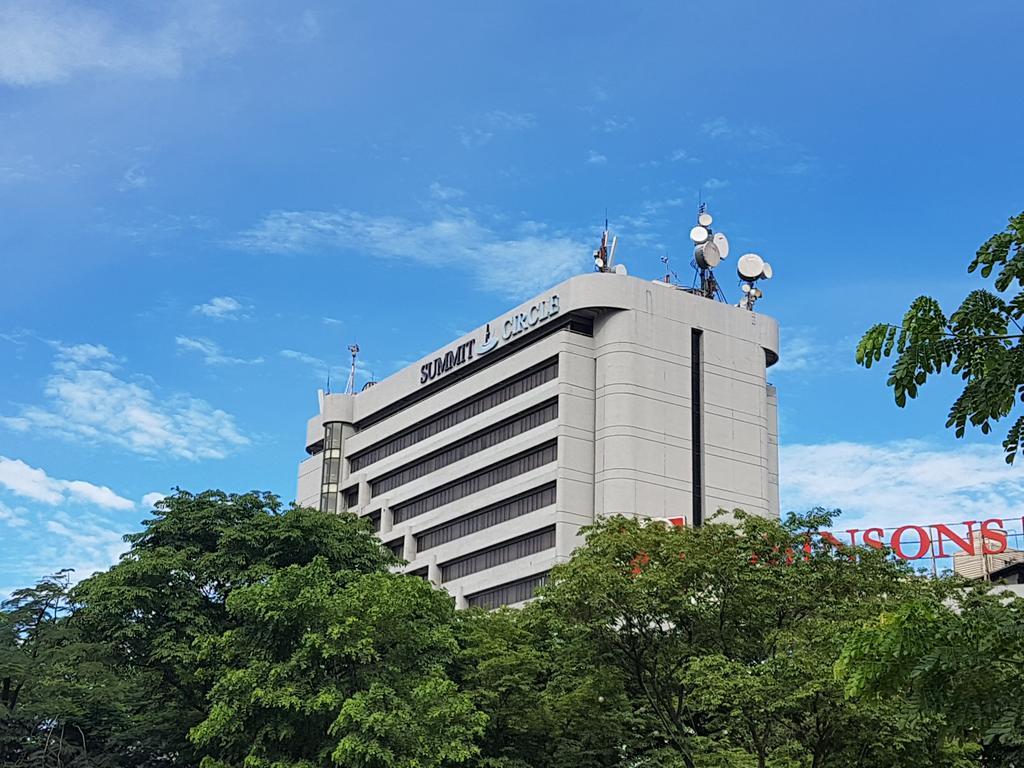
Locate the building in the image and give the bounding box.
[296,272,780,608]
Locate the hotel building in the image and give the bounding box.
[297,272,780,608]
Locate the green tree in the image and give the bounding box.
[838,584,1024,765]
[190,561,486,768]
[857,212,1024,462]
[71,489,396,767]
[483,511,973,768]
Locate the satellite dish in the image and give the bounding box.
[737,253,765,281]
[713,232,729,259]
[689,225,709,244]
[694,241,721,269]
[698,212,713,227]
[594,257,604,268]
[761,262,773,280]
[614,263,628,275]
[741,283,751,294]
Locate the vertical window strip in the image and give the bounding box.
[319,421,343,513]
[691,329,704,527]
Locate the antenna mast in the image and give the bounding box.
[345,344,360,395]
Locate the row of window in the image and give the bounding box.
[441,526,555,583]
[466,571,550,609]
[370,399,558,496]
[416,483,556,552]
[392,441,557,524]
[349,358,559,472]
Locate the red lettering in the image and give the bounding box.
[981,519,1008,555]
[933,522,976,557]
[819,531,846,548]
[861,528,885,549]
[890,525,931,560]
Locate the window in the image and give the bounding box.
[343,487,359,509]
[416,484,556,552]
[385,538,405,559]
[441,527,555,582]
[392,442,557,524]
[350,358,558,471]
[466,572,550,609]
[318,422,344,513]
[691,329,704,527]
[370,399,557,496]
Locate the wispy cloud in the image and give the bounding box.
[140,491,166,508]
[780,440,1024,531]
[232,202,587,299]
[586,150,607,165]
[192,295,246,319]
[117,164,148,191]
[0,0,241,87]
[0,455,135,510]
[0,500,29,528]
[0,342,249,461]
[703,177,729,190]
[175,336,262,365]
[457,109,535,147]
[429,182,464,201]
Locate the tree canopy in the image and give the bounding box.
[857,212,1024,462]
[3,491,1023,767]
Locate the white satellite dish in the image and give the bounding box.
[712,232,729,259]
[761,262,773,280]
[689,225,709,244]
[698,212,713,227]
[741,283,751,294]
[614,263,628,275]
[594,257,604,268]
[737,253,765,281]
[694,241,721,269]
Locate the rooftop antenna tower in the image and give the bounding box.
[688,204,728,302]
[345,343,360,395]
[593,216,627,275]
[736,253,773,311]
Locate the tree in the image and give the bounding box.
[857,212,1024,462]
[190,561,486,768]
[490,511,973,768]
[838,584,1024,765]
[70,489,397,767]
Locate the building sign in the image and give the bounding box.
[820,518,1013,560]
[419,294,560,385]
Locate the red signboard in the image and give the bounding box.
[821,517,1015,560]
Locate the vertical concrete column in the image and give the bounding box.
[403,530,416,563]
[428,558,442,586]
[339,423,357,484]
[357,478,370,510]
[379,504,393,536]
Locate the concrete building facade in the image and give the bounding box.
[297,272,780,608]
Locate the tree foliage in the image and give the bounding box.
[857,211,1024,462]
[838,584,1024,764]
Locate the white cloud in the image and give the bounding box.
[669,149,698,163]
[0,500,29,527]
[280,348,326,370]
[586,150,607,165]
[0,0,240,87]
[192,296,245,319]
[457,110,535,147]
[175,335,262,365]
[234,205,587,299]
[118,164,148,191]
[0,456,134,510]
[703,177,729,190]
[1,342,249,461]
[429,182,464,201]
[780,440,1024,532]
[701,117,732,139]
[141,491,165,507]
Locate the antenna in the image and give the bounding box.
[687,204,728,302]
[736,254,773,311]
[345,343,360,395]
[325,370,331,394]
[593,217,626,275]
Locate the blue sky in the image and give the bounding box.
[2,0,1023,592]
